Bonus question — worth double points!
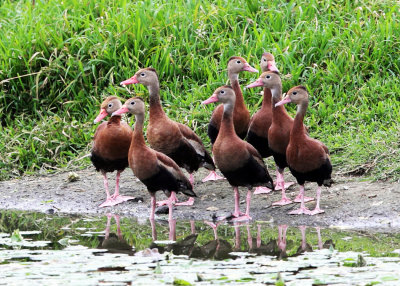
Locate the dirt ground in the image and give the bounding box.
[0,168,399,231]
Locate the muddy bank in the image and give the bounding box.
[0,168,399,231]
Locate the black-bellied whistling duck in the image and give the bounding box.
[112,97,196,220]
[203,56,258,182]
[247,52,282,194]
[276,86,332,215]
[247,71,312,206]
[92,96,134,207]
[202,86,274,221]
[120,68,214,206]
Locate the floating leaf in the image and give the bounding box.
[154,262,162,274]
[10,230,23,242]
[173,278,192,285]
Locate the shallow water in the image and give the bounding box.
[0,211,399,285]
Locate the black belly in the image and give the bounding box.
[289,158,332,186]
[166,142,203,173]
[140,165,195,197]
[208,123,219,144]
[270,149,288,169]
[247,130,272,158]
[221,156,273,189]
[91,152,129,173]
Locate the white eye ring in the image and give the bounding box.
[130,101,135,105]
[140,73,145,77]
[263,58,267,62]
[266,75,271,79]
[236,60,241,64]
[292,92,297,95]
[108,103,113,108]
[220,90,225,94]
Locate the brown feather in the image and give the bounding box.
[93,117,132,160]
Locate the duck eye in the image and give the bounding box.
[292,92,297,95]
[140,73,145,77]
[266,75,271,79]
[220,90,225,94]
[236,60,241,64]
[108,103,113,108]
[263,58,267,62]
[130,101,135,105]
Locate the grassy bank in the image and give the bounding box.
[0,0,399,180]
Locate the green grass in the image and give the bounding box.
[0,0,399,180]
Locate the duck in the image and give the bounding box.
[91,96,134,207]
[202,56,258,182]
[246,52,280,194]
[247,71,312,206]
[275,85,332,215]
[112,97,196,220]
[202,86,274,221]
[120,68,214,206]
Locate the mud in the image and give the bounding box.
[0,168,399,231]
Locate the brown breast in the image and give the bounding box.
[286,135,329,173]
[129,144,158,180]
[147,117,182,154]
[209,103,250,137]
[93,120,132,160]
[249,106,272,138]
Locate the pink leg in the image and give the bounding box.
[299,225,307,251]
[232,187,245,218]
[288,185,311,215]
[293,178,314,203]
[234,225,241,251]
[202,170,224,182]
[274,169,294,191]
[104,213,112,239]
[272,170,293,206]
[316,227,323,250]
[190,220,196,234]
[110,171,135,203]
[278,225,288,251]
[232,189,252,221]
[167,196,174,221]
[308,186,325,215]
[204,221,220,240]
[189,173,194,186]
[114,214,123,240]
[99,173,114,208]
[150,218,157,241]
[256,225,261,248]
[246,225,253,249]
[157,191,178,206]
[169,219,176,241]
[150,194,156,220]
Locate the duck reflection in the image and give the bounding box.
[147,219,332,261]
[97,213,134,255]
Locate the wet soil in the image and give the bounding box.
[0,168,399,231]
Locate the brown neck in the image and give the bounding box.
[108,115,122,124]
[229,72,246,108]
[147,82,166,121]
[132,113,146,147]
[291,101,308,138]
[219,101,236,138]
[262,87,272,108]
[271,84,288,122]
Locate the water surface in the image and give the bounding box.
[0,211,399,285]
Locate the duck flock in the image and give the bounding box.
[91,52,332,222]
